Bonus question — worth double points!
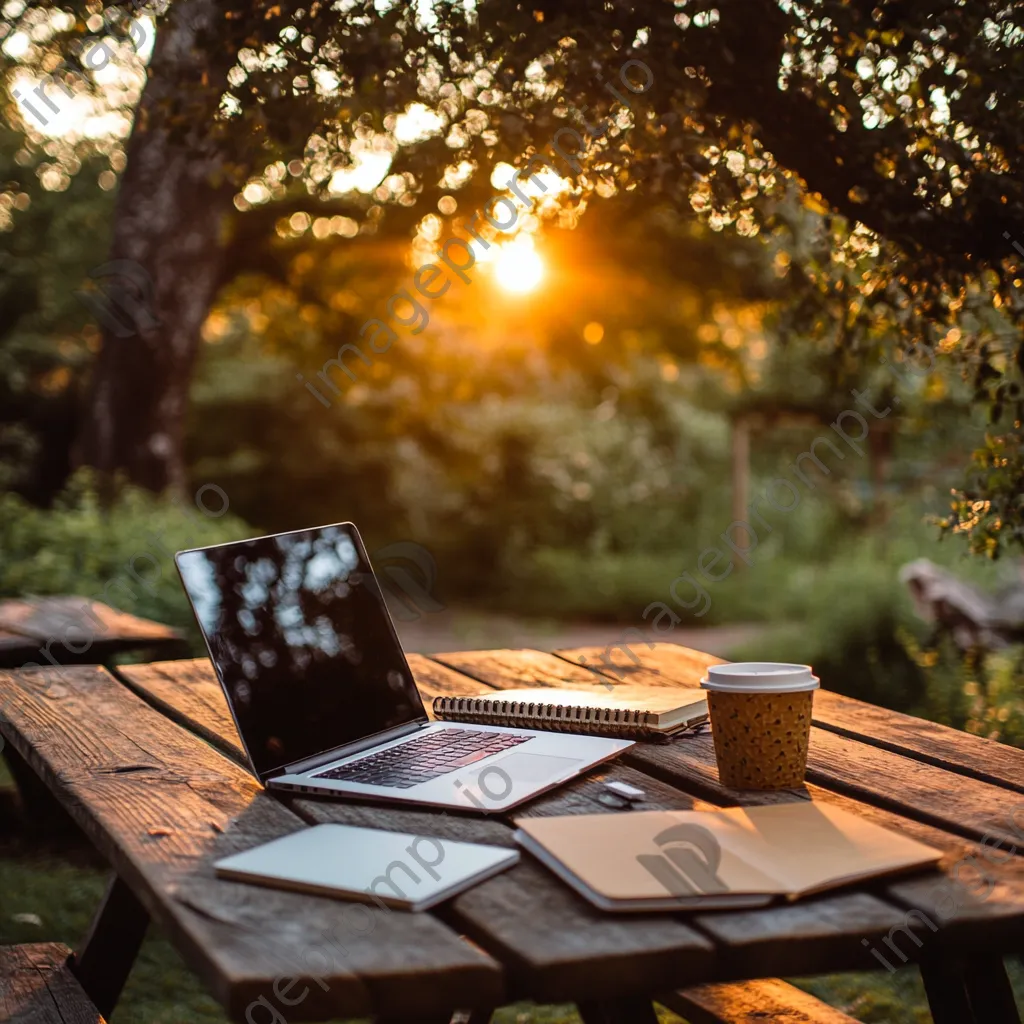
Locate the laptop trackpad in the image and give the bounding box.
[475,752,583,784]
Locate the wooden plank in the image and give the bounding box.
[115,660,244,763]
[556,642,721,689]
[431,649,602,691]
[406,653,499,715]
[811,688,1024,795]
[0,665,502,1020]
[0,598,179,644]
[803,727,1022,847]
[0,943,104,1024]
[559,642,1024,796]
[660,979,861,1024]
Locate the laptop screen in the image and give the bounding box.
[176,523,427,779]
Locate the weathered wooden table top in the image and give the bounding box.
[2,642,1023,1023]
[0,596,182,668]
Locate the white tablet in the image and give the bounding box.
[214,823,519,911]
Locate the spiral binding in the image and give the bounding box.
[432,694,656,737]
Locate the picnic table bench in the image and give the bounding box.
[1,642,1022,1024]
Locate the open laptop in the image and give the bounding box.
[175,523,632,813]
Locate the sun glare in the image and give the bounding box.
[493,238,544,293]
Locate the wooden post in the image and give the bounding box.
[731,416,750,560]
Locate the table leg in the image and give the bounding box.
[961,956,1022,1024]
[921,954,1022,1024]
[920,957,977,1024]
[70,874,150,1019]
[1,742,76,834]
[577,997,659,1024]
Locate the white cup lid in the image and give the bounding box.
[700,662,819,694]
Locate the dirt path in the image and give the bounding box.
[391,607,768,656]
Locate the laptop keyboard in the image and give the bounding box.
[313,728,532,789]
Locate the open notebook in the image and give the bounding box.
[515,802,943,912]
[433,685,708,739]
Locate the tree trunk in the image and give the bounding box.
[76,0,241,494]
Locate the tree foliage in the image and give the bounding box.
[1,0,1023,547]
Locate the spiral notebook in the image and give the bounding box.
[432,685,708,739]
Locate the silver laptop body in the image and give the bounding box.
[176,522,631,813]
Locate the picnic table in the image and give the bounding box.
[1,642,1022,1024]
[0,596,184,669]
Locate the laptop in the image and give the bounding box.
[175,523,632,813]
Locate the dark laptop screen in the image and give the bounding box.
[176,524,426,779]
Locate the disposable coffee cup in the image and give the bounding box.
[699,663,819,791]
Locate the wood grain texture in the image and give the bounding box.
[805,727,1022,847]
[431,649,601,691]
[660,979,861,1024]
[0,598,178,643]
[0,666,502,1020]
[811,688,1024,795]
[115,660,245,763]
[0,943,104,1024]
[556,642,722,689]
[405,653,496,716]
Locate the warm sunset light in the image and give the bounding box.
[493,237,544,293]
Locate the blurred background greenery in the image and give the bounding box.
[1,142,1021,743]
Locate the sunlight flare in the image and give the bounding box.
[493,237,544,293]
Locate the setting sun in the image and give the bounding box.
[493,237,544,293]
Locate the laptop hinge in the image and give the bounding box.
[270,718,429,779]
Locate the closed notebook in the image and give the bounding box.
[432,685,708,739]
[514,802,943,912]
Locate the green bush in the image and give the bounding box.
[727,532,1024,746]
[727,547,930,709]
[0,472,255,655]
[495,547,689,620]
